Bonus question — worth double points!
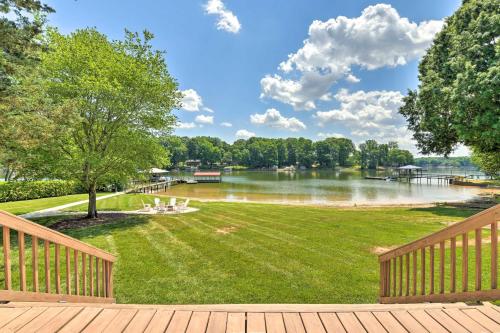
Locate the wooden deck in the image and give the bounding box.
[0,302,499,332]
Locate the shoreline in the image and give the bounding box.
[153,193,477,209]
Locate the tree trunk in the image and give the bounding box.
[87,184,98,219]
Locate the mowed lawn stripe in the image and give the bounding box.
[152,212,351,302]
[152,212,387,302]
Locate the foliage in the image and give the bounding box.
[0,0,53,180]
[0,0,53,93]
[16,28,180,217]
[414,156,474,168]
[163,136,411,169]
[358,140,413,169]
[0,180,81,202]
[399,0,500,156]
[471,148,500,177]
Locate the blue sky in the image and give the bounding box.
[45,0,465,155]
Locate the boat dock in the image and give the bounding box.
[129,172,223,194]
[364,165,481,185]
[128,177,197,194]
[365,173,461,185]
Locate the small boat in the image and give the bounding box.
[223,167,232,173]
[280,166,296,172]
[186,180,198,184]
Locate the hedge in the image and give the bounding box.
[0,180,83,202]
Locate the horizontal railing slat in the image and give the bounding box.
[0,290,115,303]
[380,289,500,304]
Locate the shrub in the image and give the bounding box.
[0,180,83,202]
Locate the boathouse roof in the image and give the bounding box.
[398,165,422,170]
[194,171,221,177]
[150,168,169,174]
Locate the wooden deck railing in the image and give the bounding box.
[0,210,116,303]
[379,204,499,304]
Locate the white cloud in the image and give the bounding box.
[317,132,345,139]
[195,114,214,124]
[250,108,306,132]
[180,89,214,113]
[176,122,197,129]
[260,73,334,110]
[345,74,360,83]
[180,89,203,112]
[235,129,256,140]
[260,4,443,110]
[313,89,416,150]
[204,0,241,34]
[220,122,233,127]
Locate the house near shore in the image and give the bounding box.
[185,159,201,171]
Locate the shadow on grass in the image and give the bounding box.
[408,205,481,219]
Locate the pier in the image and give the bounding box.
[128,177,196,194]
[364,165,484,185]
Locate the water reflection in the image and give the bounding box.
[161,169,480,205]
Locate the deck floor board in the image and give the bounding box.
[0,302,496,332]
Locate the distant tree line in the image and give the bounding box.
[413,157,474,168]
[161,136,414,170]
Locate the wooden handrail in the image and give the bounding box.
[0,210,116,303]
[379,204,500,304]
[380,204,499,262]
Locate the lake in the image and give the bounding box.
[161,169,482,205]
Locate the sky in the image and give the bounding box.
[44,0,466,156]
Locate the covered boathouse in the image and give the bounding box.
[193,171,222,183]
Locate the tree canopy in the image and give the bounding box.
[0,0,53,93]
[0,0,53,180]
[161,136,413,170]
[399,0,499,156]
[18,28,180,217]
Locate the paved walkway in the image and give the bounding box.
[1,302,499,332]
[20,192,124,219]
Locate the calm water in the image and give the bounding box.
[161,169,481,205]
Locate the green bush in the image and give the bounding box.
[0,180,83,202]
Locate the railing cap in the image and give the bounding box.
[0,210,116,262]
[379,204,499,262]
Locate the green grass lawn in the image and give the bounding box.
[13,193,480,305]
[0,192,111,215]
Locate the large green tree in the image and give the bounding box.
[0,0,53,179]
[0,0,53,93]
[399,0,499,156]
[25,28,180,217]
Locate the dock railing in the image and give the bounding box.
[379,204,499,303]
[0,210,116,303]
